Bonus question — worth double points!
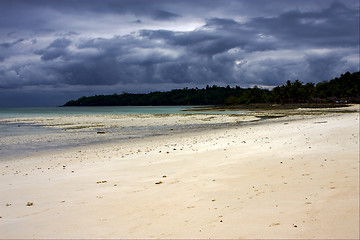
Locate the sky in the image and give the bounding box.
[0,0,359,107]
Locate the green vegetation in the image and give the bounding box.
[63,71,360,106]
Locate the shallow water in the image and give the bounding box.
[0,106,250,160]
[0,106,191,118]
[0,106,250,118]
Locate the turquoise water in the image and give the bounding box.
[0,106,247,118]
[0,106,250,160]
[0,106,192,118]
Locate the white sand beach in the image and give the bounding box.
[0,106,359,239]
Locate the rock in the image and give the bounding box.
[26,202,33,206]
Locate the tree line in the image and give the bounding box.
[63,71,360,106]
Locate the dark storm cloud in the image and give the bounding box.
[152,9,180,20]
[48,38,72,48]
[0,38,25,48]
[53,0,181,20]
[0,0,359,106]
[305,51,349,81]
[249,1,359,47]
[139,19,251,56]
[0,0,181,33]
[0,38,25,61]
[141,1,358,53]
[35,38,72,61]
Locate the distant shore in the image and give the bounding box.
[0,105,359,238]
[185,102,352,111]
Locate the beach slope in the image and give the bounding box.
[0,109,359,239]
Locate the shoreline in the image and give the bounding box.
[0,111,340,162]
[1,104,358,161]
[0,107,359,238]
[0,113,260,161]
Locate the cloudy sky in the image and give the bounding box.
[0,0,359,107]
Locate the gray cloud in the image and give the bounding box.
[0,38,24,48]
[249,1,359,48]
[0,38,25,61]
[305,51,350,81]
[35,38,72,61]
[0,0,359,106]
[152,9,180,20]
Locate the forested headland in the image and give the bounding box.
[63,71,360,106]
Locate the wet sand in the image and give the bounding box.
[0,106,359,239]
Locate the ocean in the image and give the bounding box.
[0,106,194,118]
[0,106,249,160]
[0,106,248,118]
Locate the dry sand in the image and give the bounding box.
[0,106,359,239]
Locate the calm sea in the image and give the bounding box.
[0,106,249,160]
[0,106,247,118]
[0,106,194,118]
